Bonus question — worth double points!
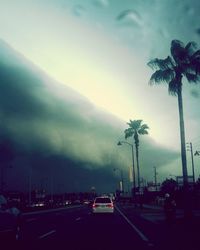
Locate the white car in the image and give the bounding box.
[92,197,114,214]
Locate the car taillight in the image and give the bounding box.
[107,203,113,208]
[93,204,99,208]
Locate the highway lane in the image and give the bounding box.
[14,205,153,250]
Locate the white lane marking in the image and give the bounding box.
[115,205,151,244]
[75,217,82,221]
[23,205,83,216]
[38,230,56,240]
[26,218,37,223]
[0,229,13,233]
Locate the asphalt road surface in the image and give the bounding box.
[9,204,153,250]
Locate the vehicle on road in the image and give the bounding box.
[0,194,21,241]
[92,196,114,214]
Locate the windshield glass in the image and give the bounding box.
[0,1,200,249]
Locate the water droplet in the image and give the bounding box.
[184,5,195,16]
[191,90,199,98]
[73,5,86,17]
[158,29,169,39]
[196,28,200,36]
[93,0,109,8]
[116,9,143,27]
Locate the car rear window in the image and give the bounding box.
[95,198,111,203]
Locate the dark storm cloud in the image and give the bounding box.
[0,39,179,192]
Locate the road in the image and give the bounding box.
[11,204,153,250]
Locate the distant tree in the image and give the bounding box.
[195,178,200,189]
[124,120,149,188]
[148,40,200,187]
[161,178,178,195]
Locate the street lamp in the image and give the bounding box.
[117,141,136,194]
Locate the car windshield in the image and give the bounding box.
[0,1,200,249]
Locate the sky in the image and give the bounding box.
[0,0,199,193]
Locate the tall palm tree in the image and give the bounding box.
[147,40,200,188]
[124,119,149,189]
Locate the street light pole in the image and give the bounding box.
[186,142,195,183]
[113,168,124,193]
[154,166,158,191]
[29,166,32,207]
[117,141,136,194]
[194,151,200,181]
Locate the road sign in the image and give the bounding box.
[176,176,194,186]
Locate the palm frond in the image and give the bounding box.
[133,120,142,129]
[185,72,200,83]
[168,78,179,96]
[171,40,187,64]
[127,119,142,130]
[124,128,133,139]
[185,41,197,57]
[138,123,149,135]
[149,69,174,85]
[190,50,200,75]
[140,124,149,130]
[191,49,200,60]
[147,56,174,70]
[181,63,196,74]
[138,129,149,135]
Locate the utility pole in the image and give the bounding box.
[186,142,195,183]
[51,166,53,202]
[117,141,136,195]
[113,168,124,193]
[154,166,158,191]
[120,169,124,193]
[29,166,32,207]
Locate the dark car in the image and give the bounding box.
[0,195,21,241]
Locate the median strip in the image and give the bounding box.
[75,217,82,221]
[38,230,56,240]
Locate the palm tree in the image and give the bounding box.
[124,119,149,189]
[147,40,200,188]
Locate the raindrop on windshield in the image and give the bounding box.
[183,5,195,16]
[92,0,109,8]
[190,90,199,98]
[196,28,200,36]
[73,5,86,17]
[116,9,143,28]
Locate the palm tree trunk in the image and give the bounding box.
[177,86,192,219]
[177,86,188,185]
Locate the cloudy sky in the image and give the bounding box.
[0,0,199,193]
